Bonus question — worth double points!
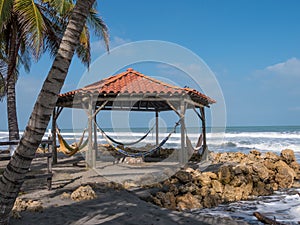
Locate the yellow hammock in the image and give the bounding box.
[56,128,88,156]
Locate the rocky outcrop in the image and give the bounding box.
[149,149,300,211]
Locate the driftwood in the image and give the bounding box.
[253,212,287,225]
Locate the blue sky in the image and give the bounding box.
[1,0,300,130]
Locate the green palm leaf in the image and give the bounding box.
[14,0,47,59]
[41,0,73,18]
[0,0,14,31]
[87,9,109,52]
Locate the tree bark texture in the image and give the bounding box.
[0,0,96,223]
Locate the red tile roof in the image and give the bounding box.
[58,68,216,106]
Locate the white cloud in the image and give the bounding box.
[265,57,300,76]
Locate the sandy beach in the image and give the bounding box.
[3,153,248,225]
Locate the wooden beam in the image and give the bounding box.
[155,111,159,146]
[200,107,208,161]
[180,100,187,165]
[86,96,94,168]
[52,108,58,164]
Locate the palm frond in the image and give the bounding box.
[41,0,73,18]
[0,0,14,31]
[76,25,90,67]
[87,9,109,52]
[14,0,47,59]
[18,41,31,73]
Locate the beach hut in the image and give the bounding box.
[52,68,216,167]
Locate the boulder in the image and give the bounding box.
[222,185,243,202]
[178,182,199,194]
[196,173,212,187]
[154,191,176,210]
[240,182,253,199]
[264,152,281,162]
[12,198,43,213]
[211,180,223,193]
[252,163,269,181]
[176,192,202,211]
[252,181,272,196]
[71,185,97,201]
[218,165,232,184]
[174,170,192,184]
[281,149,296,164]
[275,160,296,188]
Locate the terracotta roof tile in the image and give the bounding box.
[59,68,216,105]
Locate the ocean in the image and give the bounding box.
[1,125,300,224]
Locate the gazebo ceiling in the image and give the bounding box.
[56,68,216,111]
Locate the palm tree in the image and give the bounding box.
[0,0,99,223]
[0,0,109,141]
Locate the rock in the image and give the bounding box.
[123,157,143,164]
[250,149,261,156]
[26,200,43,212]
[218,165,232,184]
[155,191,176,210]
[211,180,223,193]
[178,182,199,194]
[289,161,300,179]
[12,198,43,213]
[222,185,243,202]
[71,185,97,201]
[275,160,296,188]
[264,152,280,162]
[203,171,218,180]
[60,192,71,199]
[264,160,277,171]
[230,174,248,187]
[252,163,269,181]
[176,192,202,210]
[202,193,222,208]
[281,149,296,164]
[174,170,192,184]
[123,180,138,189]
[12,198,27,212]
[240,182,253,199]
[252,181,272,196]
[196,173,212,187]
[169,183,179,195]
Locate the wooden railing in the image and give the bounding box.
[0,139,53,190]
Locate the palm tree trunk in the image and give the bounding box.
[6,21,20,141]
[0,0,96,223]
[6,78,19,141]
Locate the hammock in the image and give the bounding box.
[186,133,203,155]
[56,128,88,156]
[97,121,180,158]
[96,123,155,146]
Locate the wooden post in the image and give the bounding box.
[47,136,53,190]
[200,107,208,161]
[180,100,186,165]
[93,112,98,159]
[87,96,94,168]
[51,108,57,164]
[155,110,159,145]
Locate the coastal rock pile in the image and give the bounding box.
[150,149,300,211]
